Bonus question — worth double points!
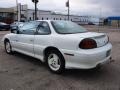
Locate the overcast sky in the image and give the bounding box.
[0,0,120,17]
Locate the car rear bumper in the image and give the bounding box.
[61,43,112,69]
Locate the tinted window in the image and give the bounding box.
[37,21,51,35]
[19,22,39,35]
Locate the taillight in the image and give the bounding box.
[79,38,97,49]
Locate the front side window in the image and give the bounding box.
[19,22,39,35]
[51,21,87,34]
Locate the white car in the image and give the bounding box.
[2,20,112,73]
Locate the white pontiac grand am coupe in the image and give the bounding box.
[2,20,112,73]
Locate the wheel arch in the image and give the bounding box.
[43,46,65,62]
[4,38,10,44]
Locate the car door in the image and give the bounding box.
[14,22,39,57]
[34,21,51,61]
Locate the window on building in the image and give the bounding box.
[84,19,85,22]
[83,19,84,22]
[80,19,81,22]
[21,14,25,18]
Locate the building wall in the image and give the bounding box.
[0,8,14,23]
[0,4,91,24]
[107,17,120,27]
[18,5,90,24]
[111,20,120,27]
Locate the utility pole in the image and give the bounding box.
[32,0,39,20]
[19,3,21,21]
[16,0,18,21]
[35,1,37,20]
[68,0,70,21]
[66,0,70,20]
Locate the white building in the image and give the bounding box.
[0,4,91,24]
[13,4,90,24]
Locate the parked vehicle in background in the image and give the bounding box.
[2,20,112,74]
[10,22,23,30]
[88,22,95,25]
[0,22,10,31]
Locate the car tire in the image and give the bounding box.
[46,50,65,74]
[4,40,13,54]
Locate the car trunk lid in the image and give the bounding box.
[64,32,109,48]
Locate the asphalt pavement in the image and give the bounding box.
[0,29,120,90]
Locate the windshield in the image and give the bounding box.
[51,21,87,34]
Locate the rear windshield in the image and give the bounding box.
[51,21,87,34]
